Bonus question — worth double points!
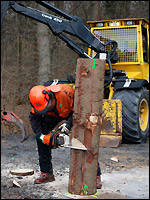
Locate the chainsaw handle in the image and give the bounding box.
[49,127,70,148]
[49,128,61,147]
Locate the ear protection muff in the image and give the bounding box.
[42,90,54,102]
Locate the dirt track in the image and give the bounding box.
[1,132,149,199]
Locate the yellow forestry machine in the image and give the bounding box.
[1,2,149,147]
[87,19,149,146]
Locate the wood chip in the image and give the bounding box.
[13,180,21,188]
[110,157,119,162]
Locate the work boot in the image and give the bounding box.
[34,172,55,184]
[96,175,102,189]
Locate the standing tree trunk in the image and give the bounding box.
[37,5,50,84]
[68,58,105,195]
[90,1,100,21]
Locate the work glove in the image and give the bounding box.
[59,123,71,134]
[37,133,56,147]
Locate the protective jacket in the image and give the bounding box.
[29,84,74,136]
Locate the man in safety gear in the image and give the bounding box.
[29,83,102,188]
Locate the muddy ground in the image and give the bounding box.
[1,132,149,199]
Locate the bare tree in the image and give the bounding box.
[37,4,51,84]
[90,1,100,21]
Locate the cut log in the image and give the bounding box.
[10,169,34,176]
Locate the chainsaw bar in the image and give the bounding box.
[65,138,92,151]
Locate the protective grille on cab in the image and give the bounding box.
[92,27,138,63]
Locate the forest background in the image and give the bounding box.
[1,1,149,134]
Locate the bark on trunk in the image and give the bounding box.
[68,58,105,195]
[37,5,50,84]
[90,1,100,21]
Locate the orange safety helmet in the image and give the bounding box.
[29,85,53,115]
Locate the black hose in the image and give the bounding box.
[104,52,113,87]
[104,40,118,87]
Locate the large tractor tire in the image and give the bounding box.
[113,88,149,143]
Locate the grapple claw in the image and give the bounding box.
[1,110,28,142]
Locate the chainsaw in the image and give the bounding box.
[49,128,70,149]
[50,128,90,151]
